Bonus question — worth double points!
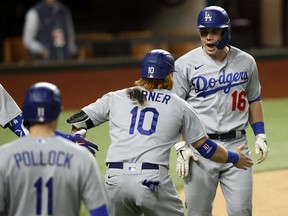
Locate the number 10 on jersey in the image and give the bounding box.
[129,106,159,136]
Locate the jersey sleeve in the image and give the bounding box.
[81,154,108,211]
[181,103,207,145]
[246,57,262,101]
[0,85,22,127]
[172,61,190,100]
[23,9,45,54]
[82,93,111,126]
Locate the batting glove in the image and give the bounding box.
[71,129,99,156]
[141,179,160,192]
[255,134,268,164]
[175,141,198,179]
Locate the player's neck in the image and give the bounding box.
[28,122,57,137]
[209,46,229,63]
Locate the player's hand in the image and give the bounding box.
[175,141,198,178]
[41,48,49,59]
[71,129,99,156]
[234,144,254,170]
[255,134,268,164]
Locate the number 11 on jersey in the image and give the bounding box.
[34,177,53,215]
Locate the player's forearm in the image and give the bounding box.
[248,100,264,125]
[192,137,239,164]
[209,144,231,163]
[249,100,266,136]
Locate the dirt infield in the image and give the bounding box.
[178,169,288,216]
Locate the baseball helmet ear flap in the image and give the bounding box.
[215,25,231,50]
[141,49,175,80]
[22,82,62,124]
[196,6,231,50]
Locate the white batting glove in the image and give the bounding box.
[175,141,198,179]
[255,134,268,164]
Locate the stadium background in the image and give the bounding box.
[0,0,288,215]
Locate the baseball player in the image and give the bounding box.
[0,82,109,216]
[0,83,98,155]
[172,6,268,216]
[66,49,253,216]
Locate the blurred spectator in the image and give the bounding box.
[23,0,77,61]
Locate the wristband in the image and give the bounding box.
[90,205,109,216]
[226,151,239,164]
[54,130,73,141]
[251,122,265,135]
[196,139,217,159]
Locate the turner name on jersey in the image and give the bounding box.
[128,89,172,104]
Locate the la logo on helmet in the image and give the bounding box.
[204,11,212,22]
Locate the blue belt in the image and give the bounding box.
[108,162,159,170]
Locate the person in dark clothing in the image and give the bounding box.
[23,0,77,61]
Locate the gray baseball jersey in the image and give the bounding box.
[0,84,22,127]
[82,86,207,216]
[82,86,206,166]
[173,46,258,216]
[173,46,261,134]
[0,136,107,216]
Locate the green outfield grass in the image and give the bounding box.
[1,98,287,215]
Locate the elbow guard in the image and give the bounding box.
[66,110,94,129]
[196,138,217,159]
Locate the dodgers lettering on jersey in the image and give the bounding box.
[191,69,249,97]
[13,150,73,169]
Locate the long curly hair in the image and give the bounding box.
[134,73,174,91]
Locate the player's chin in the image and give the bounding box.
[204,44,217,53]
